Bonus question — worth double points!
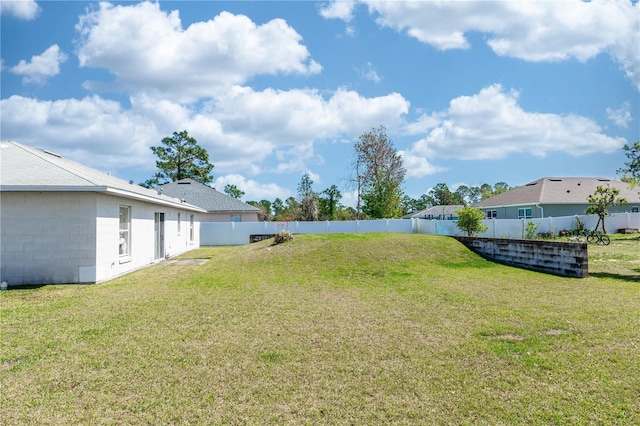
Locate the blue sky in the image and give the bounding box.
[2,0,639,206]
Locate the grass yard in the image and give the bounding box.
[1,233,639,424]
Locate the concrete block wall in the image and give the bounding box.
[1,191,201,286]
[95,194,200,283]
[1,192,98,285]
[454,236,588,278]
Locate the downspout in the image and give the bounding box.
[536,204,544,218]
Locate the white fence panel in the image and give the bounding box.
[201,213,640,246]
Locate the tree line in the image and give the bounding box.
[142,129,639,223]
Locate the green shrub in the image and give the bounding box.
[525,221,538,239]
[455,206,488,236]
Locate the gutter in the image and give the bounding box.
[0,185,206,212]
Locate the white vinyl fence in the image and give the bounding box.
[201,213,640,246]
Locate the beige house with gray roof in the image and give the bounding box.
[474,177,640,219]
[1,142,205,286]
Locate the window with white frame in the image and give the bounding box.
[119,206,131,258]
[486,210,497,219]
[518,208,532,219]
[189,214,194,243]
[230,214,242,222]
[177,213,181,235]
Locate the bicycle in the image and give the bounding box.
[586,230,610,245]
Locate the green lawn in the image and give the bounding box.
[1,233,639,424]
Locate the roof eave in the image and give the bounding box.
[0,185,205,212]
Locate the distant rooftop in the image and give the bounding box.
[403,204,464,219]
[158,178,261,213]
[474,177,640,207]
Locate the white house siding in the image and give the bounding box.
[94,194,200,282]
[0,192,98,285]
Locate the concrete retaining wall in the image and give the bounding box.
[453,236,588,278]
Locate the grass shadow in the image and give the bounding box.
[588,272,640,282]
[2,284,50,291]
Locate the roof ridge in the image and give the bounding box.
[536,177,547,203]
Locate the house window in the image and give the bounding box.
[189,214,194,243]
[632,207,639,213]
[518,208,532,219]
[177,213,181,235]
[486,210,497,219]
[230,215,242,222]
[119,206,131,258]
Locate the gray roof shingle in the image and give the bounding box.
[0,141,203,211]
[158,178,261,213]
[403,205,464,219]
[474,177,640,207]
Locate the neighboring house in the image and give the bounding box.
[158,178,262,222]
[403,205,464,220]
[474,177,640,219]
[0,141,205,286]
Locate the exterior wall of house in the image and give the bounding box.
[479,204,542,220]
[1,192,98,285]
[0,191,200,286]
[480,203,640,220]
[200,212,261,222]
[94,194,200,283]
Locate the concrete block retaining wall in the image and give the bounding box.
[453,237,588,278]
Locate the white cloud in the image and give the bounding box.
[402,84,626,178]
[403,112,442,136]
[0,0,40,20]
[208,85,409,173]
[606,102,633,128]
[319,1,356,21]
[75,2,321,102]
[0,95,159,171]
[324,0,640,90]
[10,44,67,85]
[0,86,409,178]
[398,151,448,179]
[357,62,381,83]
[212,174,291,202]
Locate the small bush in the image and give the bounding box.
[525,221,538,239]
[274,230,294,245]
[455,206,488,236]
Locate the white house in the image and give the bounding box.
[0,141,205,286]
